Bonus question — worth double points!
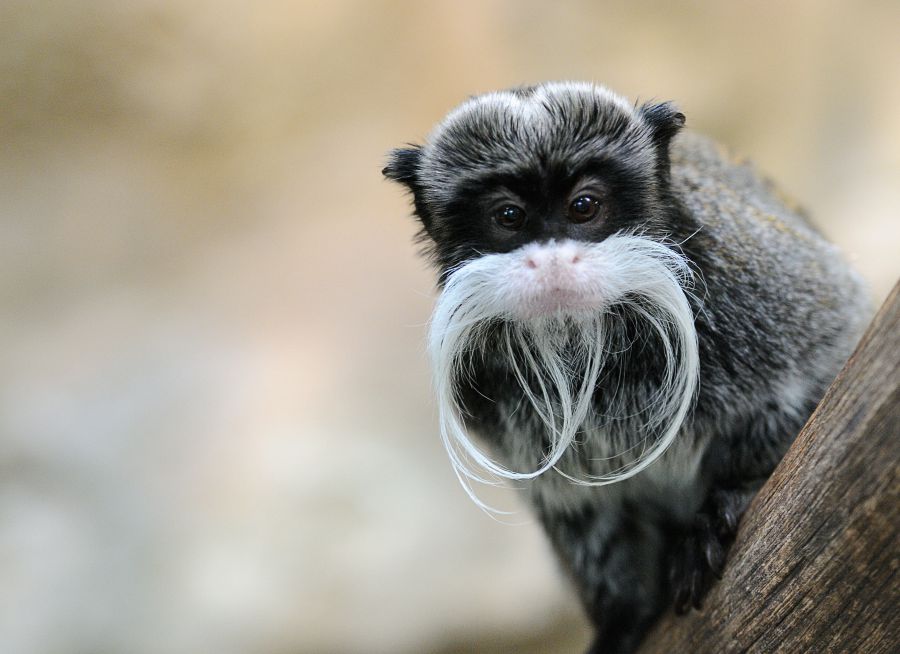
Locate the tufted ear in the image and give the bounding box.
[382,145,423,192]
[638,102,685,180]
[639,101,685,147]
[383,144,436,236]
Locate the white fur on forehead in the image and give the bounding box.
[418,82,657,207]
[429,82,636,142]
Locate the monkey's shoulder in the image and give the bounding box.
[670,131,868,341]
[666,132,870,422]
[670,132,820,248]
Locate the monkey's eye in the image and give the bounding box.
[494,204,526,230]
[569,195,601,223]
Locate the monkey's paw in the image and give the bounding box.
[667,510,729,614]
[668,485,756,613]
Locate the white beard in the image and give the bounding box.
[428,234,700,510]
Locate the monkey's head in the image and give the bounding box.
[383,81,685,281]
[383,82,698,507]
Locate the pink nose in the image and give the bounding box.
[524,244,583,269]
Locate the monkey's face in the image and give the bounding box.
[383,83,699,505]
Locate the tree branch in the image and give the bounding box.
[639,281,900,653]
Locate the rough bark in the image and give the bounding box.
[639,282,900,653]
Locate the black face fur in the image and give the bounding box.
[383,82,685,280]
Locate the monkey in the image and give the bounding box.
[383,82,870,654]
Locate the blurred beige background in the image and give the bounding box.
[1,2,898,653]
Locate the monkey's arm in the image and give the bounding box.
[538,504,671,654]
[668,403,814,613]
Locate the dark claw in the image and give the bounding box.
[704,535,725,578]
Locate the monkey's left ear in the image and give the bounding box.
[382,146,423,192]
[638,102,686,149]
[638,102,685,179]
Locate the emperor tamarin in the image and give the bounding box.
[382,82,869,653]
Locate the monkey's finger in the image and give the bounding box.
[674,588,691,615]
[689,568,705,610]
[704,536,725,578]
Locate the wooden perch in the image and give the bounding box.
[639,282,900,653]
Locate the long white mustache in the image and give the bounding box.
[428,234,700,509]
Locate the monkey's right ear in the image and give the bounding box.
[384,145,437,237]
[382,146,423,191]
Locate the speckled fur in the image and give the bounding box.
[384,82,870,653]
